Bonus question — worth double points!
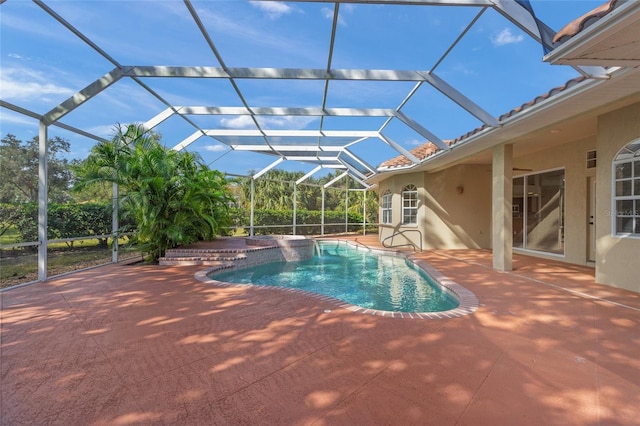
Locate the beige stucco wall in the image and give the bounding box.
[595,101,640,293]
[378,172,426,250]
[378,165,491,250]
[378,135,599,263]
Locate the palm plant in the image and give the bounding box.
[74,124,234,262]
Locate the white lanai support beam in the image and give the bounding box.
[342,162,369,188]
[173,131,205,151]
[379,133,421,164]
[255,0,491,6]
[431,7,487,72]
[378,81,423,134]
[490,0,550,45]
[296,166,323,185]
[317,2,340,149]
[43,68,123,125]
[420,72,499,127]
[184,0,282,157]
[173,106,396,117]
[52,122,106,143]
[493,1,605,78]
[285,156,338,162]
[342,148,377,175]
[324,171,349,189]
[393,111,450,151]
[35,0,121,67]
[253,157,285,179]
[205,129,378,138]
[144,108,177,130]
[122,66,434,81]
[232,145,344,152]
[1,101,106,143]
[338,159,368,181]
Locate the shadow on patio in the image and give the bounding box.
[2,236,639,425]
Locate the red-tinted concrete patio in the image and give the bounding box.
[2,236,639,425]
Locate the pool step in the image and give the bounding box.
[159,249,247,266]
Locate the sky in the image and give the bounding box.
[0,0,607,178]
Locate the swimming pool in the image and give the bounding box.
[210,241,459,313]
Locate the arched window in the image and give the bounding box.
[402,184,418,225]
[381,190,392,224]
[613,139,640,236]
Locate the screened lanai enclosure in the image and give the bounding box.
[0,0,608,286]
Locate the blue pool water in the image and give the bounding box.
[211,242,459,313]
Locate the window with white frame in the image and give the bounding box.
[381,190,392,224]
[402,184,418,225]
[613,139,640,236]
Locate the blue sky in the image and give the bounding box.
[0,0,605,177]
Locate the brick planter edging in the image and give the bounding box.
[194,239,478,320]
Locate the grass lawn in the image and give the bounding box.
[1,237,141,289]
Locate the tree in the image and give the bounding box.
[0,134,75,203]
[235,169,378,214]
[74,124,235,262]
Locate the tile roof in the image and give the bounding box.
[552,0,618,45]
[379,75,587,170]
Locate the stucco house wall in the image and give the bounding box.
[376,100,640,293]
[378,172,426,250]
[379,165,491,250]
[596,101,640,293]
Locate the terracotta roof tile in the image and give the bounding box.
[552,0,618,45]
[379,141,449,169]
[378,75,588,170]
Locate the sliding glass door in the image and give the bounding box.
[512,169,565,255]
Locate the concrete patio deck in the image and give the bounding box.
[2,235,639,425]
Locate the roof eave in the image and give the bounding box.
[368,69,639,181]
[543,0,640,67]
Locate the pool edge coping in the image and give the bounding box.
[194,239,479,320]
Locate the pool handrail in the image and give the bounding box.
[381,229,423,252]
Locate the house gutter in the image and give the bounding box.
[369,65,637,183]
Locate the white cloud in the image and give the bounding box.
[321,5,348,26]
[220,115,256,129]
[256,115,318,129]
[0,110,39,127]
[0,66,75,101]
[219,114,318,131]
[452,63,476,75]
[192,6,320,65]
[203,144,228,152]
[250,1,292,19]
[85,124,121,138]
[491,28,524,46]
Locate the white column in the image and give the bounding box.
[344,186,349,233]
[492,144,513,271]
[321,187,325,236]
[250,178,255,237]
[293,183,297,236]
[362,189,367,236]
[112,182,119,262]
[37,121,48,281]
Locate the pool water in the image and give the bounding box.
[211,241,459,313]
